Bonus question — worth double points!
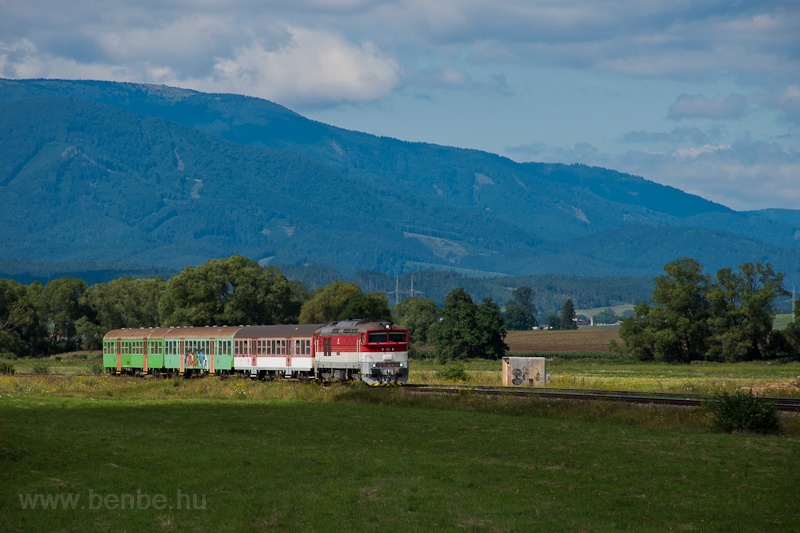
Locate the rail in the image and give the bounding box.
[400,384,800,412]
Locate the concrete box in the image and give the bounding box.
[502,357,546,387]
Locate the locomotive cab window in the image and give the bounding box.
[389,331,407,343]
[368,332,386,343]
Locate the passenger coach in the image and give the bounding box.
[102,319,409,385]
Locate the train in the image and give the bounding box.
[102,319,409,385]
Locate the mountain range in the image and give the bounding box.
[1,78,798,287]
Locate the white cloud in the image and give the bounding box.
[754,86,800,125]
[0,20,401,107]
[611,141,800,211]
[673,145,731,159]
[206,27,400,106]
[507,137,800,211]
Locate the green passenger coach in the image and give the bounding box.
[104,326,240,376]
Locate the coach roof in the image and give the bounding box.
[234,324,323,338]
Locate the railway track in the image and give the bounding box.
[400,384,800,412]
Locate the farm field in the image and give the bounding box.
[2,390,799,532]
[506,327,621,353]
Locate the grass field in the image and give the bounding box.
[2,327,798,531]
[2,388,799,532]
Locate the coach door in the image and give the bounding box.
[285,338,293,372]
[179,339,185,375]
[209,338,216,375]
[116,339,122,374]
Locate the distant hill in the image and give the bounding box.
[1,78,798,287]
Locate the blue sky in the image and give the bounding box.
[2,1,798,211]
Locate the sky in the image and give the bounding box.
[2,1,799,211]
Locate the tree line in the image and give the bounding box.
[0,255,516,361]
[4,254,794,363]
[618,257,800,362]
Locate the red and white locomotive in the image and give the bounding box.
[103,319,409,385]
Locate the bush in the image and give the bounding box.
[709,391,780,434]
[436,364,469,383]
[0,362,14,375]
[32,362,50,374]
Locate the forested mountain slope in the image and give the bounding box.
[1,78,798,285]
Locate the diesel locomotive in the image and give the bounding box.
[102,319,409,385]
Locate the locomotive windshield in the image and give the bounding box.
[368,332,386,343]
[367,331,407,343]
[389,331,407,343]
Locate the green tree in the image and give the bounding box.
[593,308,619,325]
[430,288,479,362]
[0,279,45,356]
[707,262,787,361]
[430,288,507,361]
[159,256,296,326]
[86,277,166,331]
[649,258,711,362]
[504,286,537,330]
[475,297,508,360]
[618,302,656,360]
[396,296,441,344]
[41,277,89,352]
[298,281,362,323]
[781,298,800,357]
[559,299,578,330]
[619,257,720,363]
[338,292,392,321]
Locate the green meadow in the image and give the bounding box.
[1,376,800,532]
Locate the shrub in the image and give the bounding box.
[437,364,469,383]
[32,362,50,374]
[709,391,780,434]
[0,362,15,375]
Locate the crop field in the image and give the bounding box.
[506,327,621,353]
[1,380,799,532]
